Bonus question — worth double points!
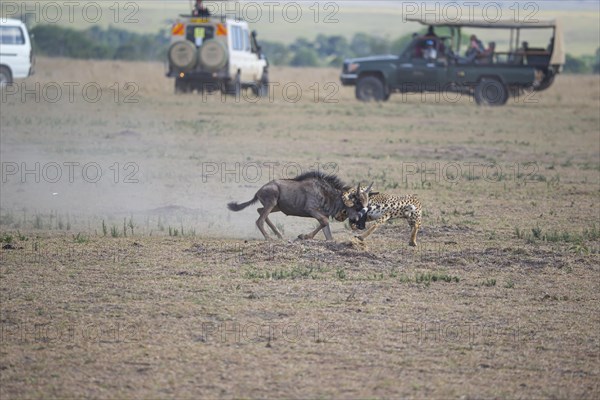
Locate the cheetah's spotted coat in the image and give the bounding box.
[342,189,422,246]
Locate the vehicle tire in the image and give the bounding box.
[356,76,386,102]
[253,71,269,97]
[168,41,198,71]
[198,39,228,71]
[0,66,13,87]
[474,78,508,106]
[225,73,241,96]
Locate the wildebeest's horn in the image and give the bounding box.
[356,182,361,195]
[366,182,374,193]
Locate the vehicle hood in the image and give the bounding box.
[345,55,399,63]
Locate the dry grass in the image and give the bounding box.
[1,57,599,399]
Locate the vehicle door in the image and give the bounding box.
[240,27,259,82]
[229,23,254,82]
[397,38,444,92]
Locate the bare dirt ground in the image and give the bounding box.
[1,57,599,399]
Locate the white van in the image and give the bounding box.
[167,2,268,95]
[0,18,34,86]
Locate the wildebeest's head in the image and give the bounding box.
[352,207,369,230]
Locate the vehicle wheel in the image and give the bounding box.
[226,73,241,96]
[168,41,198,71]
[474,78,508,106]
[198,39,228,71]
[0,66,13,87]
[356,76,386,102]
[253,72,269,97]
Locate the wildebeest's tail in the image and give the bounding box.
[227,195,259,212]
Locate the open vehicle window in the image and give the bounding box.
[402,38,436,59]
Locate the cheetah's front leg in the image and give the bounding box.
[356,217,389,241]
[409,212,422,247]
[409,223,419,247]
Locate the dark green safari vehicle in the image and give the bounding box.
[340,17,565,105]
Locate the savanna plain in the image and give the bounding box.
[0,57,599,398]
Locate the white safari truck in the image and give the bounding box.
[0,18,34,86]
[166,0,268,95]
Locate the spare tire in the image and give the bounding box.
[199,39,228,71]
[168,41,197,71]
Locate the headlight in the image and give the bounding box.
[348,63,360,73]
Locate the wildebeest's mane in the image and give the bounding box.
[292,171,349,191]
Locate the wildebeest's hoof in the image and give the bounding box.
[409,241,417,247]
[355,236,365,242]
[297,234,308,240]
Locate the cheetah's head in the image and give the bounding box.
[339,182,374,230]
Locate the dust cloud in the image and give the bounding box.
[0,57,348,239]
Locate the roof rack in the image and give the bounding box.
[406,17,558,29]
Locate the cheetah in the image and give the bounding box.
[334,183,374,222]
[340,188,422,246]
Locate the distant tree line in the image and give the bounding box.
[261,32,415,67]
[30,24,600,74]
[31,25,169,61]
[564,49,600,74]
